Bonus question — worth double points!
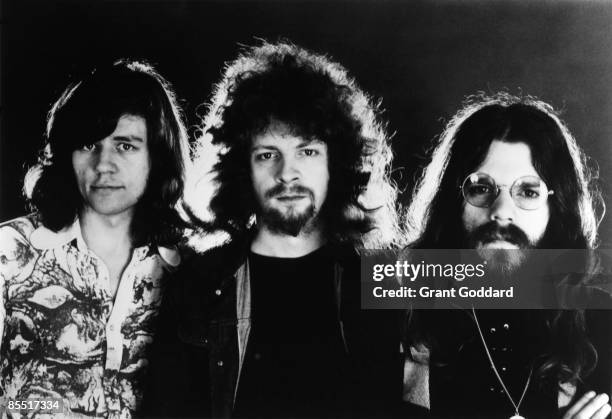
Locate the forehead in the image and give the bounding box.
[77,113,147,148]
[475,140,538,183]
[109,114,147,141]
[251,121,322,149]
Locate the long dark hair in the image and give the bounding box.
[186,41,405,250]
[404,93,603,388]
[24,59,190,246]
[407,92,603,249]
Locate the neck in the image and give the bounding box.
[79,208,134,256]
[250,223,326,257]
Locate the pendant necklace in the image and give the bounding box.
[471,307,533,419]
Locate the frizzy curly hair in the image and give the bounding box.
[185,41,405,249]
[24,59,190,246]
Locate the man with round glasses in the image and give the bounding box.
[461,172,553,211]
[402,93,611,418]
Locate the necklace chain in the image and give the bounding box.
[471,307,532,418]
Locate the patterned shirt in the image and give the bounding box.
[0,216,180,418]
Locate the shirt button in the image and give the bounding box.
[217,360,224,367]
[489,387,495,392]
[501,366,507,372]
[215,289,222,296]
[503,323,510,330]
[490,327,496,333]
[109,325,115,332]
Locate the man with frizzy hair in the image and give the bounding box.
[402,93,611,418]
[185,41,404,249]
[0,60,190,417]
[145,41,410,418]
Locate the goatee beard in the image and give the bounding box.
[260,204,316,236]
[260,184,317,237]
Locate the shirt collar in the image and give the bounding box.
[30,217,181,267]
[30,217,87,251]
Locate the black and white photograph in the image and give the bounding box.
[1,0,611,418]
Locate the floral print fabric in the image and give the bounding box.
[0,216,178,418]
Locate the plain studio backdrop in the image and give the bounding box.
[1,0,611,246]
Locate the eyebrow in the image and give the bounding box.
[297,139,324,148]
[251,144,278,151]
[250,138,324,151]
[112,135,145,143]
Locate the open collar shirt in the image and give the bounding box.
[0,215,179,418]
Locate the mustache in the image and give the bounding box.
[264,184,313,199]
[467,221,530,248]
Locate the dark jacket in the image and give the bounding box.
[142,237,413,418]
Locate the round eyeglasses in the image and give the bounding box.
[461,172,554,210]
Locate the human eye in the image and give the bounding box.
[514,178,544,200]
[117,142,137,152]
[518,187,541,199]
[299,148,319,157]
[80,143,97,152]
[468,184,493,196]
[254,151,276,161]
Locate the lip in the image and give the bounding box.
[480,240,520,250]
[91,185,123,190]
[275,194,307,201]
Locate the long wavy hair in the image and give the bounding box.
[185,41,405,250]
[404,93,603,389]
[407,92,603,249]
[24,59,190,246]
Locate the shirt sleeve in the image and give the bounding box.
[0,218,39,358]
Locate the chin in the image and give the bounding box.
[88,204,134,217]
[260,204,318,236]
[476,244,528,276]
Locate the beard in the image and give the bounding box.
[258,184,319,237]
[463,221,540,276]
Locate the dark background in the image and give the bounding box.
[1,0,611,245]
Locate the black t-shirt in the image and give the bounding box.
[233,246,354,418]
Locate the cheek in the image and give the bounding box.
[130,154,152,192]
[312,161,330,196]
[461,203,488,232]
[71,155,89,187]
[518,207,550,240]
[319,174,330,203]
[249,166,268,202]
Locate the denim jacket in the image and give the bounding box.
[143,237,406,418]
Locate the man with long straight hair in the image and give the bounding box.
[402,93,611,419]
[0,60,189,417]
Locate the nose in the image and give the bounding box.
[276,155,300,184]
[94,145,117,174]
[489,188,515,224]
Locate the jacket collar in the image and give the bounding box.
[30,217,181,267]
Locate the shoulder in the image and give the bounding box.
[168,238,248,298]
[0,215,42,286]
[0,214,41,255]
[332,242,360,269]
[0,214,40,240]
[179,237,249,279]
